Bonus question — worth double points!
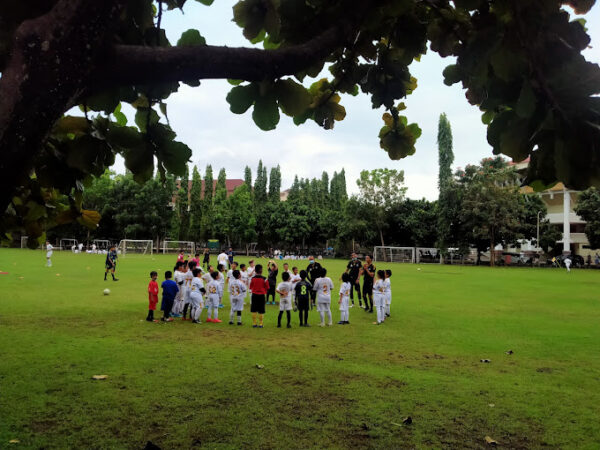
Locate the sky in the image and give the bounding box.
[114,1,600,200]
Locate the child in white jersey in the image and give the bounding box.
[246,260,256,292]
[384,269,392,318]
[289,266,301,310]
[226,261,239,285]
[45,241,53,267]
[172,261,185,317]
[217,264,226,308]
[239,263,249,288]
[189,268,206,323]
[228,270,247,325]
[182,261,196,320]
[373,270,387,325]
[312,268,334,327]
[276,272,293,328]
[338,273,351,325]
[205,271,223,323]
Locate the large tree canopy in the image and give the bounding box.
[1,0,599,245]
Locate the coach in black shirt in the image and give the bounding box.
[345,252,362,308]
[361,255,375,313]
[306,255,322,308]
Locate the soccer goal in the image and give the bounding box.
[60,238,78,251]
[416,247,441,264]
[374,246,415,263]
[118,239,153,256]
[161,240,194,254]
[92,239,111,252]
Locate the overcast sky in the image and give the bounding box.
[115,2,600,200]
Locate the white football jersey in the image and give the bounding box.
[313,277,334,303]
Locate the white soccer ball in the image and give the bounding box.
[103,288,111,296]
[417,268,421,271]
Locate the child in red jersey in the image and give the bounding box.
[249,264,269,328]
[146,271,159,322]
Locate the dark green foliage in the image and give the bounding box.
[574,188,600,249]
[436,113,456,256]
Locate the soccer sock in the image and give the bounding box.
[207,308,212,319]
[252,312,257,326]
[327,309,332,324]
[230,310,235,322]
[111,272,115,280]
[319,311,324,324]
[104,272,107,280]
[277,311,283,326]
[259,314,264,326]
[237,311,242,323]
[298,311,303,325]
[286,311,291,325]
[213,308,218,320]
[303,309,308,324]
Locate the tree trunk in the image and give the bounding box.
[490,237,495,267]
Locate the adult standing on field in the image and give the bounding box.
[227,247,235,269]
[361,255,375,313]
[345,253,362,308]
[306,255,323,309]
[202,247,210,270]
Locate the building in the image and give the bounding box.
[514,159,592,257]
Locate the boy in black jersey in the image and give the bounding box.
[294,270,312,327]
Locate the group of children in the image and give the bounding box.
[146,256,394,328]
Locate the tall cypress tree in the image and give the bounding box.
[268,165,281,202]
[338,168,347,202]
[436,113,455,257]
[254,160,267,204]
[244,165,252,190]
[178,164,190,240]
[213,168,229,243]
[202,164,214,239]
[189,165,203,240]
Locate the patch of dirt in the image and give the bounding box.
[536,367,554,373]
[30,419,58,433]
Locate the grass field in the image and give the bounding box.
[1,248,599,449]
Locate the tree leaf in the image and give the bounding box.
[252,93,280,130]
[275,79,312,116]
[177,29,206,46]
[135,108,160,133]
[516,81,537,118]
[226,84,258,114]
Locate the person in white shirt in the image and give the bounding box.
[205,272,223,323]
[246,260,256,293]
[564,257,572,272]
[189,268,206,323]
[78,242,83,253]
[182,261,197,320]
[228,270,247,325]
[202,265,214,285]
[312,268,334,327]
[91,243,97,253]
[373,270,387,325]
[217,264,226,308]
[276,272,293,328]
[289,266,301,309]
[338,273,351,325]
[217,251,228,269]
[226,261,239,285]
[384,270,392,317]
[45,241,53,267]
[239,263,249,289]
[171,262,185,317]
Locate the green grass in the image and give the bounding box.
[1,249,599,449]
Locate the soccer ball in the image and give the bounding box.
[103,288,110,296]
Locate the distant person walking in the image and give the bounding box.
[564,256,572,273]
[227,247,235,269]
[345,252,362,308]
[45,241,53,267]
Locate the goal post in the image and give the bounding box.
[118,239,153,256]
[416,247,441,264]
[60,238,78,251]
[161,240,195,254]
[92,239,111,251]
[374,246,415,263]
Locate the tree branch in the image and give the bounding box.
[96,23,353,87]
[0,0,125,213]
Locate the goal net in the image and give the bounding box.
[60,238,78,251]
[374,246,415,263]
[92,239,111,252]
[416,247,441,264]
[118,239,153,256]
[161,240,195,254]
